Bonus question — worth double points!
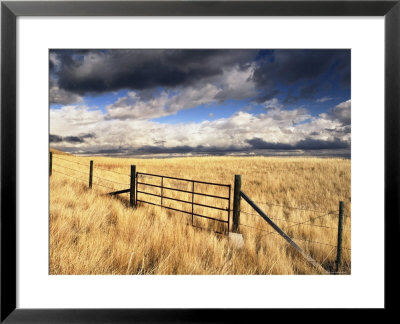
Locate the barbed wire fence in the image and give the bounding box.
[229,174,350,274]
[244,204,349,272]
[238,207,351,266]
[49,152,351,274]
[50,153,131,192]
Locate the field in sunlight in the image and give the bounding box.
[49,150,351,275]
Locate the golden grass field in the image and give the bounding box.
[49,149,351,275]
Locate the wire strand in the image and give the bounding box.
[52,169,87,183]
[93,165,131,178]
[240,209,339,231]
[240,210,339,230]
[53,169,118,191]
[53,160,129,186]
[239,223,270,233]
[92,174,129,186]
[265,211,337,235]
[52,155,89,167]
[321,246,336,264]
[253,200,338,214]
[239,221,351,251]
[53,154,131,178]
[241,211,335,236]
[290,236,351,251]
[91,181,117,191]
[53,162,88,175]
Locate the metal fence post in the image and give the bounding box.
[130,165,136,208]
[191,181,195,226]
[161,176,164,206]
[227,184,231,234]
[89,160,93,188]
[336,201,345,273]
[49,152,52,176]
[232,174,242,233]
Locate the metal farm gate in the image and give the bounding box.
[135,172,231,234]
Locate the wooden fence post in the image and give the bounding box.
[89,160,93,188]
[130,165,136,208]
[336,201,345,273]
[49,152,52,176]
[232,174,242,233]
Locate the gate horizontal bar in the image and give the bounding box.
[136,199,229,224]
[137,181,229,200]
[109,188,130,195]
[136,190,160,198]
[136,181,160,189]
[137,190,229,211]
[137,172,230,187]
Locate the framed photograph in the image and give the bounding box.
[1,0,398,321]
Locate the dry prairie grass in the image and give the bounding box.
[49,154,351,275]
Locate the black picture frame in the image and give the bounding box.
[1,0,398,322]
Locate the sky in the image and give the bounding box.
[49,49,351,157]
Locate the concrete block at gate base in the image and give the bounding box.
[229,232,244,249]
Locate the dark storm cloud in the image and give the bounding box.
[247,137,349,150]
[119,138,350,155]
[343,125,351,134]
[92,148,126,155]
[49,133,95,144]
[49,134,63,143]
[52,135,350,156]
[254,50,350,86]
[283,83,320,104]
[51,49,258,95]
[322,125,351,139]
[246,138,292,150]
[295,138,350,150]
[254,89,281,103]
[64,136,85,143]
[253,49,350,102]
[328,100,351,126]
[77,144,246,156]
[50,49,350,109]
[299,83,319,99]
[334,53,351,87]
[135,144,243,155]
[49,86,83,105]
[101,137,349,155]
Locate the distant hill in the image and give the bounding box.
[50,147,72,156]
